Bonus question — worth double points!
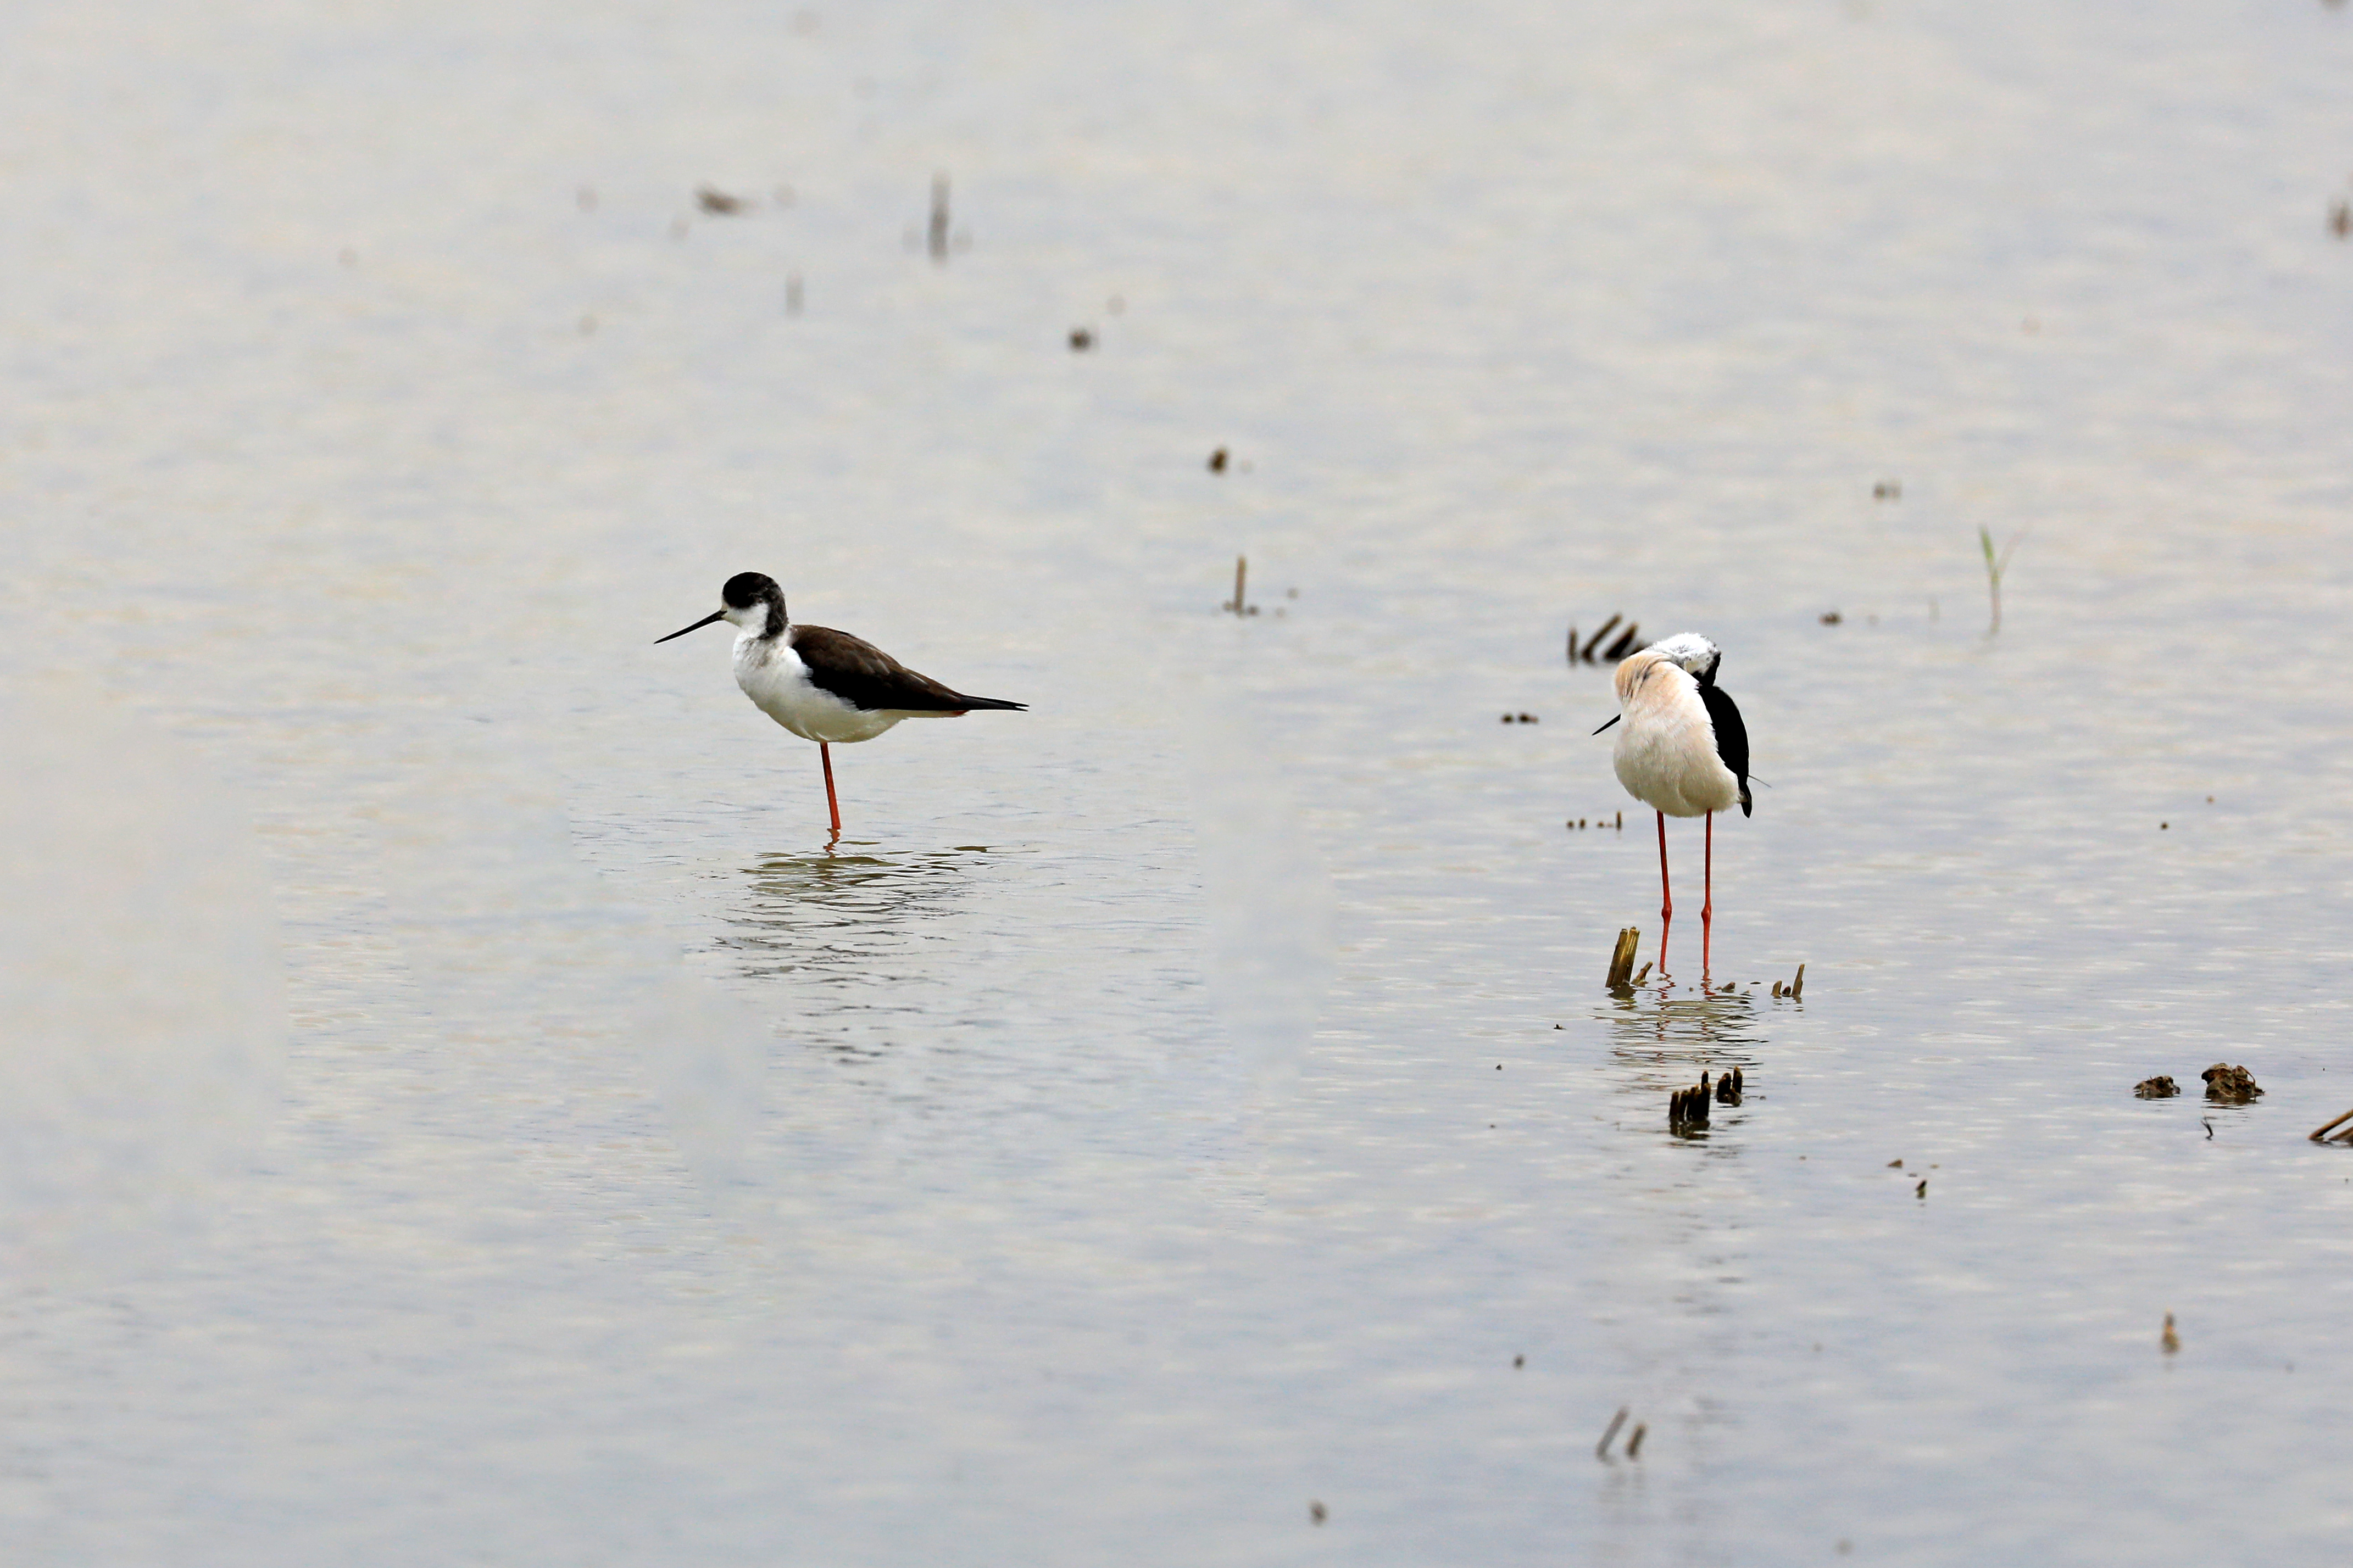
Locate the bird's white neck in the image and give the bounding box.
[722,601,787,643]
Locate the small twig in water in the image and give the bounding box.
[1595,1406,1629,1460]
[1979,526,2025,635]
[1222,555,1256,617]
[927,173,951,261]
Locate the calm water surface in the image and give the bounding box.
[4,0,2353,1561]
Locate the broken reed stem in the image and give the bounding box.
[1225,554,1248,616]
[2309,1105,2353,1142]
[1791,963,1805,1000]
[1606,926,1640,990]
[1578,615,1621,662]
[1595,1405,1629,1460]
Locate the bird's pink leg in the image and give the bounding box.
[820,742,842,838]
[1656,809,1673,977]
[1702,810,1715,982]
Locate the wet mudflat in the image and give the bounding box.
[4,0,2353,1562]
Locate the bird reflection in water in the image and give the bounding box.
[1604,983,1766,1137]
[718,845,1000,1012]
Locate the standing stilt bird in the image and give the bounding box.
[657,572,1025,836]
[1592,633,1751,979]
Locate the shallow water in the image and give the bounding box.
[5,0,2353,1560]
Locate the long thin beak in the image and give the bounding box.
[1592,714,1621,735]
[655,609,727,644]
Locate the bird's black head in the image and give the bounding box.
[722,572,781,611]
[722,572,787,638]
[659,572,788,645]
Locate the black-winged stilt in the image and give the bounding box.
[658,572,1025,836]
[1592,633,1751,979]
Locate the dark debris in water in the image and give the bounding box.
[2200,1063,2262,1103]
[1566,615,1643,665]
[2135,1075,2180,1099]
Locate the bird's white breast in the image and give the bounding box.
[1611,655,1740,818]
[732,630,903,745]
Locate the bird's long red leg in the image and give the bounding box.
[820,741,842,837]
[1702,810,1715,983]
[1656,809,1673,977]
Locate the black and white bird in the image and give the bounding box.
[657,572,1025,836]
[1592,632,1751,979]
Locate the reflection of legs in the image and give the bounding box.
[820,742,842,836]
[1656,810,1672,975]
[1701,810,1714,980]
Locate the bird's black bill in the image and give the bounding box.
[1592,714,1621,735]
[655,609,728,644]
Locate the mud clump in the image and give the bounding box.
[2200,1063,2262,1103]
[2134,1075,2179,1099]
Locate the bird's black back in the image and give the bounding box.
[1698,684,1753,817]
[792,624,1027,714]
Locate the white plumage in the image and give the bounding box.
[733,629,914,745]
[1597,632,1752,979]
[1611,643,1742,817]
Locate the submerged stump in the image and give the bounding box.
[1606,926,1641,991]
